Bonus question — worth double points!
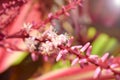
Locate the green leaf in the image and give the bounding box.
[52,60,70,70]
[12,51,28,65]
[92,33,118,56]
[0,51,28,73]
[103,38,117,53]
[87,27,96,39]
[92,33,109,56]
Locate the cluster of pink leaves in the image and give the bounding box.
[0,0,42,73]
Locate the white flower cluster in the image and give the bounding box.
[24,25,69,55]
[39,26,69,55]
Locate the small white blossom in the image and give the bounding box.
[42,25,57,39]
[25,37,37,52]
[23,23,33,33]
[39,41,54,55]
[58,34,68,42]
[51,34,68,48]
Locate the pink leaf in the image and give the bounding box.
[71,58,79,66]
[86,46,92,56]
[80,42,90,52]
[93,67,102,79]
[101,53,109,62]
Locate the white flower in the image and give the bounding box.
[23,23,33,33]
[39,41,54,55]
[25,37,37,52]
[52,34,68,48]
[58,34,68,42]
